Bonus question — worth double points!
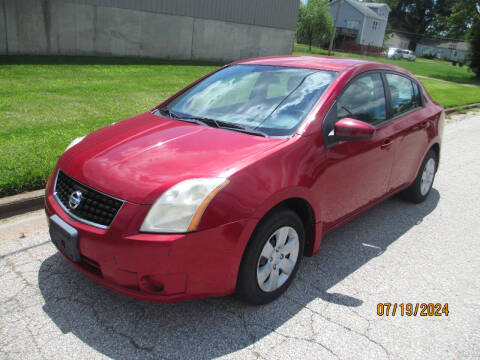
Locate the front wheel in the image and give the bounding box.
[236,208,305,305]
[401,149,437,203]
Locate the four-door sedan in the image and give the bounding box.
[45,56,444,304]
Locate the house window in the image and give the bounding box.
[372,21,378,30]
[346,20,360,30]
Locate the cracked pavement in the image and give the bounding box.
[1,112,480,359]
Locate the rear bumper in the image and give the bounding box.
[45,189,252,302]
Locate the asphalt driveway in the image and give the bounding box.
[1,112,479,359]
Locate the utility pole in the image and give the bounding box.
[328,0,342,56]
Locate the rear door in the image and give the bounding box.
[383,73,430,191]
[321,72,396,227]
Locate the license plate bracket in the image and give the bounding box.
[49,215,80,262]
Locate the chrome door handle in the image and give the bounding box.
[380,139,393,150]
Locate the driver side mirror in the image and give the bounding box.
[334,118,376,141]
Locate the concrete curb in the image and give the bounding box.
[445,102,480,114]
[0,190,45,219]
[1,106,479,219]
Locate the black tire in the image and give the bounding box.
[401,149,437,203]
[236,207,305,305]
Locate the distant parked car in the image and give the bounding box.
[388,48,416,61]
[45,56,443,304]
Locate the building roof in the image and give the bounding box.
[329,0,388,21]
[363,2,391,11]
[388,31,412,40]
[417,39,470,51]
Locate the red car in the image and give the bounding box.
[45,56,444,304]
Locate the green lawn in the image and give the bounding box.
[0,56,219,196]
[0,52,479,197]
[418,78,480,108]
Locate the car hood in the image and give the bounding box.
[59,112,286,204]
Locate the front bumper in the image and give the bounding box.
[45,188,251,302]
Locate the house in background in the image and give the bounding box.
[415,39,470,63]
[385,31,412,50]
[328,0,391,48]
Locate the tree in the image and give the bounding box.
[296,0,333,52]
[468,16,480,77]
[384,0,435,47]
[428,0,479,76]
[430,0,478,39]
[447,0,478,39]
[427,0,457,37]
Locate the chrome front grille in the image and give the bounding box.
[53,170,124,229]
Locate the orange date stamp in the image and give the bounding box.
[377,303,449,316]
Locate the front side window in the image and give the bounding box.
[164,65,337,136]
[337,73,387,125]
[386,73,417,116]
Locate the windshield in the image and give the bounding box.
[161,64,337,136]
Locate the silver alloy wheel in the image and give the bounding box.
[256,226,300,292]
[420,158,436,196]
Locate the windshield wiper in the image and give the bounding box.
[154,109,267,137]
[212,120,267,137]
[187,117,267,137]
[182,116,220,128]
[218,123,268,137]
[155,109,216,127]
[223,126,268,137]
[155,107,182,119]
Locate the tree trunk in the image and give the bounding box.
[309,39,312,53]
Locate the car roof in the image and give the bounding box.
[232,55,397,73]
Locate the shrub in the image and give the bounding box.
[423,51,436,59]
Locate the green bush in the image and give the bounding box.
[422,51,436,59]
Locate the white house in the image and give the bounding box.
[329,0,391,48]
[385,31,412,50]
[415,39,470,63]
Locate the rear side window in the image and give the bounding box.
[337,73,387,125]
[385,73,417,116]
[412,81,422,107]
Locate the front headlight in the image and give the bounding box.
[140,178,229,233]
[66,136,85,151]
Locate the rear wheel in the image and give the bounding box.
[237,208,305,305]
[401,150,437,203]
